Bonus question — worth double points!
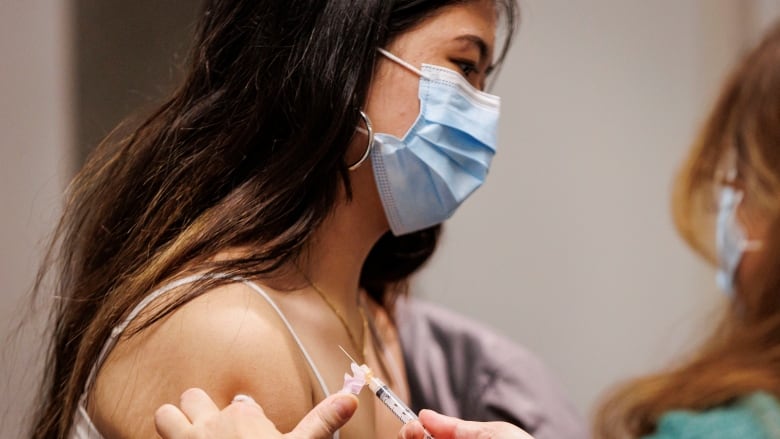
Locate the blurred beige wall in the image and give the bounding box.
[1,1,778,436]
[0,2,71,437]
[1,1,197,436]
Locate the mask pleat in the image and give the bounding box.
[368,51,500,236]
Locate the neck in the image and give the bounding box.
[297,185,388,307]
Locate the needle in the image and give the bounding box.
[340,346,431,437]
[339,345,360,364]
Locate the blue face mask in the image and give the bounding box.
[370,49,500,236]
[716,186,761,296]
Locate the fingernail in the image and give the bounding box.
[232,394,255,404]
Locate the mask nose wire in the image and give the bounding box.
[377,48,431,79]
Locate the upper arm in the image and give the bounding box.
[92,282,314,438]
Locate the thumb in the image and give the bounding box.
[417,410,465,439]
[287,393,359,439]
[419,410,534,439]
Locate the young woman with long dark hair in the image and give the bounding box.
[30,1,518,438]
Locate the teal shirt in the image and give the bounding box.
[643,392,780,439]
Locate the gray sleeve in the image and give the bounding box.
[396,297,589,439]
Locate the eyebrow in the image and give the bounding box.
[454,34,495,74]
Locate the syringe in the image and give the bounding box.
[339,346,434,439]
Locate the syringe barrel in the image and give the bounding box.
[369,377,434,438]
[370,377,419,424]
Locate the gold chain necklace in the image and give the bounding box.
[300,270,368,364]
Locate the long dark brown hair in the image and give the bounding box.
[595,20,780,438]
[30,1,518,437]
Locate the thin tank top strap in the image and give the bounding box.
[238,279,333,397]
[237,279,339,439]
[78,274,338,439]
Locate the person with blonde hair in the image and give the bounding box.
[593,19,780,438]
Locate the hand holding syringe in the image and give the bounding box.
[339,346,434,439]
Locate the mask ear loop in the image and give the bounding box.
[348,110,373,171]
[377,48,431,79]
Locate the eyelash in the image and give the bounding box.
[452,59,480,77]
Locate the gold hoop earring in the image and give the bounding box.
[347,111,373,171]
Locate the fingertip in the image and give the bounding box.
[154,402,191,437]
[154,403,178,421]
[338,392,360,404]
[417,409,464,437]
[291,392,359,438]
[330,392,359,419]
[180,387,208,402]
[398,420,425,439]
[418,409,441,422]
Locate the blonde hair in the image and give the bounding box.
[594,20,780,438]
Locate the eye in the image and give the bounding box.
[451,59,480,77]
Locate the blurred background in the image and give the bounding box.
[2,0,779,437]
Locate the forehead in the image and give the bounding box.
[402,1,498,54]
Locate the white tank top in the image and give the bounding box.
[69,274,340,439]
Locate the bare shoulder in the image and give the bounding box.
[92,280,314,438]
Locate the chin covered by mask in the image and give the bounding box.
[370,49,500,236]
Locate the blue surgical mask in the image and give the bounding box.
[371,49,500,236]
[716,186,761,296]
